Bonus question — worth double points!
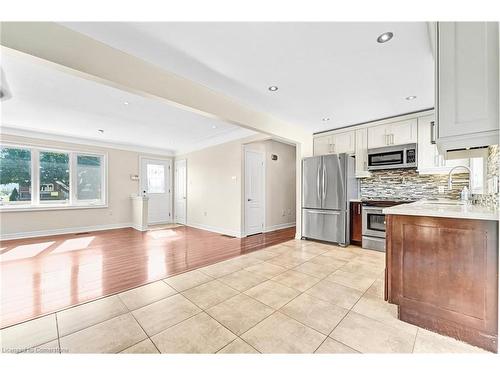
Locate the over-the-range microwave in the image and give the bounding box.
[367,143,417,171]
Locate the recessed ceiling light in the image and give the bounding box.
[377,32,394,44]
[405,95,417,101]
[322,117,330,122]
[123,101,129,105]
[268,86,278,92]
[212,125,217,129]
[98,129,104,134]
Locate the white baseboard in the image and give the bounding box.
[147,220,173,225]
[186,222,243,238]
[131,224,148,232]
[0,222,133,241]
[263,222,296,233]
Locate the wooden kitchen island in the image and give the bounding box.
[384,202,499,352]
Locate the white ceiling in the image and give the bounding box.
[1,22,434,155]
[0,52,255,155]
[62,22,435,133]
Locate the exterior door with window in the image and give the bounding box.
[140,158,171,225]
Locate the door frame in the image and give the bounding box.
[243,146,266,236]
[138,155,173,224]
[174,158,187,225]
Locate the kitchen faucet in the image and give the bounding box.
[447,165,472,190]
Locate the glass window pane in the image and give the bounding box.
[77,155,102,201]
[0,147,32,204]
[39,151,69,202]
[147,164,165,193]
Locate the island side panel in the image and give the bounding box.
[387,214,498,352]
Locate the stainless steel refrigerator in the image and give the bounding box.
[301,153,357,246]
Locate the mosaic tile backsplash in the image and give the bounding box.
[360,145,499,208]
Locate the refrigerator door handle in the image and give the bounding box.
[316,162,321,200]
[322,163,327,202]
[307,210,340,215]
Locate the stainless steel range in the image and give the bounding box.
[361,199,413,251]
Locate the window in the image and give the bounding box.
[0,147,32,205]
[39,151,70,202]
[0,144,106,210]
[77,155,102,201]
[146,164,165,193]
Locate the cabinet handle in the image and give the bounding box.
[430,121,436,144]
[390,134,395,145]
[357,204,361,215]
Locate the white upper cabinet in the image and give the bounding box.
[417,114,469,174]
[367,119,417,149]
[313,131,355,156]
[436,22,499,153]
[367,124,388,148]
[354,128,370,178]
[390,119,417,145]
[313,135,331,156]
[331,131,355,154]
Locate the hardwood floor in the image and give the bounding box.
[0,225,295,329]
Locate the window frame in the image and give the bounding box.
[0,142,107,212]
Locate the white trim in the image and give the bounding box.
[131,223,148,232]
[147,220,172,225]
[186,222,243,238]
[0,222,133,241]
[1,125,175,157]
[263,222,296,233]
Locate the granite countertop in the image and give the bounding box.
[350,198,362,202]
[383,200,499,221]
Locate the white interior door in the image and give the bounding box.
[244,149,265,236]
[140,157,171,225]
[174,159,187,225]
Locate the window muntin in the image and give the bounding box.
[0,147,32,205]
[0,144,106,209]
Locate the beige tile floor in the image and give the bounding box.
[0,240,489,354]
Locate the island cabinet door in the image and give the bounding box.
[387,214,498,352]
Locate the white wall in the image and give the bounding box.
[0,133,172,239]
[175,134,266,237]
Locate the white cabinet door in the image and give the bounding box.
[367,124,389,149]
[417,115,439,173]
[313,135,332,156]
[417,114,470,175]
[437,22,499,152]
[354,128,370,178]
[331,131,355,154]
[368,119,417,148]
[390,119,417,145]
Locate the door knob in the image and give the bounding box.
[247,198,252,201]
